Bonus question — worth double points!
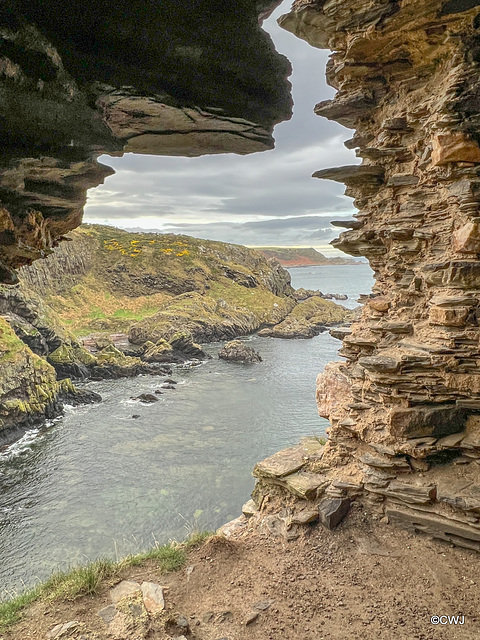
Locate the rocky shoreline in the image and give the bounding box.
[0,226,353,443]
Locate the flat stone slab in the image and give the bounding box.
[436,432,465,449]
[284,471,329,500]
[253,446,306,479]
[376,480,437,504]
[330,326,353,340]
[332,479,364,492]
[141,582,165,615]
[313,164,384,184]
[242,499,258,517]
[110,580,142,604]
[359,451,410,470]
[98,605,117,625]
[253,441,324,479]
[387,505,480,549]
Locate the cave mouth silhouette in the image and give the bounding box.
[0,1,293,282]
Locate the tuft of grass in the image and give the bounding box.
[0,534,213,630]
[185,530,214,549]
[40,558,118,601]
[0,588,41,629]
[122,542,186,572]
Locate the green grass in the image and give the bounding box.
[88,307,107,320]
[208,280,292,322]
[41,558,118,600]
[0,318,27,363]
[0,533,213,630]
[112,307,158,320]
[0,588,42,629]
[120,543,186,571]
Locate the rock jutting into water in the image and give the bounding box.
[293,288,348,302]
[257,246,359,266]
[218,340,263,363]
[246,0,480,551]
[258,296,354,339]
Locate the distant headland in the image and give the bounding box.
[256,247,363,267]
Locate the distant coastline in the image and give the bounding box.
[286,263,364,268]
[256,247,363,267]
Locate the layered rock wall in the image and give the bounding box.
[257,0,480,549]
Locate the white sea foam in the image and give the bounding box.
[0,428,41,461]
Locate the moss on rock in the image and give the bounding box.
[48,344,97,366]
[0,317,64,432]
[258,297,353,339]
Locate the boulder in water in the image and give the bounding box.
[218,340,262,363]
[62,387,102,405]
[170,332,207,359]
[135,393,159,403]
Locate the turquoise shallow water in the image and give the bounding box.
[0,264,373,593]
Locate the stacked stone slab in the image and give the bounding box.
[264,0,480,550]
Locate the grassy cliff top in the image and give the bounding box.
[18,225,294,336]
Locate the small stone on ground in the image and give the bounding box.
[110,580,141,604]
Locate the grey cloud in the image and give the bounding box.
[161,215,340,247]
[84,1,358,251]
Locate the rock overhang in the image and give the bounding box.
[0,0,293,280]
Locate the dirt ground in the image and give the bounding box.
[3,506,480,640]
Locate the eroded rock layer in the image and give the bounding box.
[253,0,480,550]
[0,2,292,280]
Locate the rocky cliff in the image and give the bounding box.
[18,224,297,339]
[0,2,292,282]
[17,224,352,345]
[248,0,480,550]
[0,312,100,441]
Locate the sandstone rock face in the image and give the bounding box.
[273,0,480,549]
[0,2,292,280]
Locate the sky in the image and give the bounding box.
[83,1,359,254]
